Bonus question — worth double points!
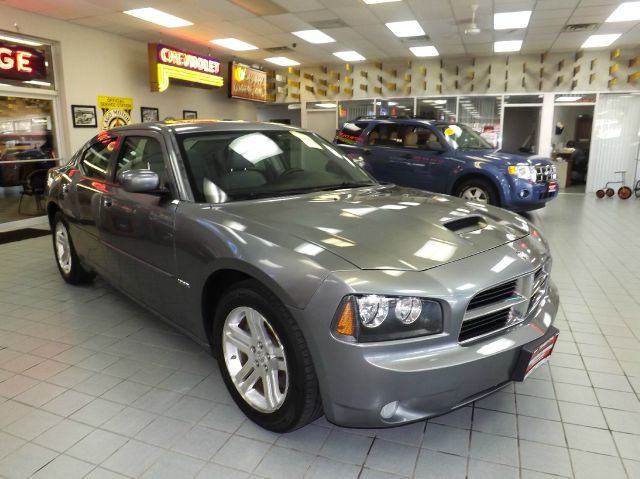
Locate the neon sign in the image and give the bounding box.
[148,43,223,92]
[0,41,47,82]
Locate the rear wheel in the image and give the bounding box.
[618,186,632,200]
[596,189,605,199]
[455,178,499,206]
[213,280,322,432]
[605,188,615,197]
[52,212,95,285]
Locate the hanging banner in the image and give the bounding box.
[98,95,133,131]
[149,43,223,92]
[229,62,267,102]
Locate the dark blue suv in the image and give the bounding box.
[335,118,558,211]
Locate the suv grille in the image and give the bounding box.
[459,265,549,343]
[535,164,556,183]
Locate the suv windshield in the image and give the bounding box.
[435,123,493,150]
[178,129,375,202]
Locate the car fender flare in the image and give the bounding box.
[450,170,506,205]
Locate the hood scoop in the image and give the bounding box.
[443,215,487,234]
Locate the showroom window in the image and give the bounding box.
[416,97,457,121]
[375,97,414,117]
[338,100,375,128]
[458,96,502,148]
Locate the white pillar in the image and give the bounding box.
[537,93,555,157]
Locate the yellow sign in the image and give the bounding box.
[149,43,224,92]
[98,95,133,131]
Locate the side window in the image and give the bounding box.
[403,126,444,150]
[80,139,116,180]
[335,122,368,145]
[115,136,167,185]
[367,124,402,147]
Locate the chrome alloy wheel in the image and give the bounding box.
[460,186,489,203]
[222,306,289,413]
[54,222,72,274]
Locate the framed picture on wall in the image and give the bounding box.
[71,105,97,128]
[183,110,197,120]
[140,107,159,123]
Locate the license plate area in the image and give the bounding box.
[511,327,559,382]
[547,182,558,193]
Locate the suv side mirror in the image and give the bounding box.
[119,169,160,193]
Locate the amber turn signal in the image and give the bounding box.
[335,300,355,336]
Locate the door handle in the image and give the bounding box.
[103,196,113,208]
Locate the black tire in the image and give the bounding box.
[213,279,322,432]
[605,188,615,198]
[51,212,95,285]
[454,177,500,206]
[596,189,605,199]
[618,186,633,200]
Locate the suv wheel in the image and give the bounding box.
[52,212,95,284]
[455,178,499,206]
[214,279,322,432]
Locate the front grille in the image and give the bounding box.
[528,267,549,314]
[459,309,511,342]
[535,164,556,183]
[467,280,517,310]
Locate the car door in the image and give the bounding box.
[362,123,414,185]
[99,132,179,318]
[71,133,118,273]
[400,126,451,193]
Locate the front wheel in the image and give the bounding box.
[455,178,499,206]
[618,186,633,200]
[52,212,95,285]
[213,280,322,432]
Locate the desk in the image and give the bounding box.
[553,158,573,189]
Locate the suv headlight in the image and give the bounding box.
[508,164,536,182]
[332,294,443,342]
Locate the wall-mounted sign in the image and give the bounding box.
[0,41,47,83]
[98,96,133,131]
[229,62,267,102]
[148,43,223,92]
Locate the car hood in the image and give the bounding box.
[460,149,552,165]
[224,186,532,271]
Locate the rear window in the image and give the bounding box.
[335,122,368,145]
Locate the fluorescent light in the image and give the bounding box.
[23,80,51,86]
[123,8,193,28]
[315,103,337,108]
[494,11,532,30]
[333,51,366,61]
[410,45,439,57]
[494,40,522,52]
[581,34,621,48]
[264,57,300,66]
[606,2,640,22]
[0,34,43,46]
[386,20,425,38]
[556,96,583,102]
[292,30,335,44]
[210,38,258,51]
[363,0,402,4]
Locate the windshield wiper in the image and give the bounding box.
[316,181,377,191]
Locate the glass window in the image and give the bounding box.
[435,124,492,150]
[116,136,166,179]
[0,32,56,90]
[335,121,369,145]
[178,129,374,202]
[80,139,115,181]
[375,98,414,117]
[417,97,457,121]
[338,100,375,129]
[503,95,543,105]
[367,124,402,147]
[402,126,444,150]
[458,96,502,148]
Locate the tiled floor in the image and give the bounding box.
[1,193,639,479]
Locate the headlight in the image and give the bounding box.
[508,164,536,182]
[333,294,443,342]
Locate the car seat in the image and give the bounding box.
[404,132,418,148]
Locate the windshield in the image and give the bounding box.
[177,129,376,202]
[436,123,493,150]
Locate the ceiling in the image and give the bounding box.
[1,0,639,66]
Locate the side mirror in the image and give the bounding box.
[119,169,160,193]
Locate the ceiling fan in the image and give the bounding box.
[464,4,481,35]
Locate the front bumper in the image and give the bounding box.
[506,179,558,211]
[294,238,559,428]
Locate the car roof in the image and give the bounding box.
[345,118,450,128]
[108,120,305,135]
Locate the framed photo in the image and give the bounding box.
[71,105,97,128]
[140,107,159,123]
[183,110,197,120]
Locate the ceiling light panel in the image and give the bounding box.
[0,34,43,46]
[386,20,425,38]
[363,0,402,4]
[333,51,366,61]
[264,57,300,66]
[494,40,522,52]
[581,33,621,48]
[211,38,258,51]
[292,30,335,44]
[410,46,439,57]
[494,11,532,30]
[123,8,193,28]
[606,2,640,22]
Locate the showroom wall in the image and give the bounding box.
[0,4,259,156]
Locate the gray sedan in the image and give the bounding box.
[46,121,559,432]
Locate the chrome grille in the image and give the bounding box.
[535,164,556,183]
[459,264,550,344]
